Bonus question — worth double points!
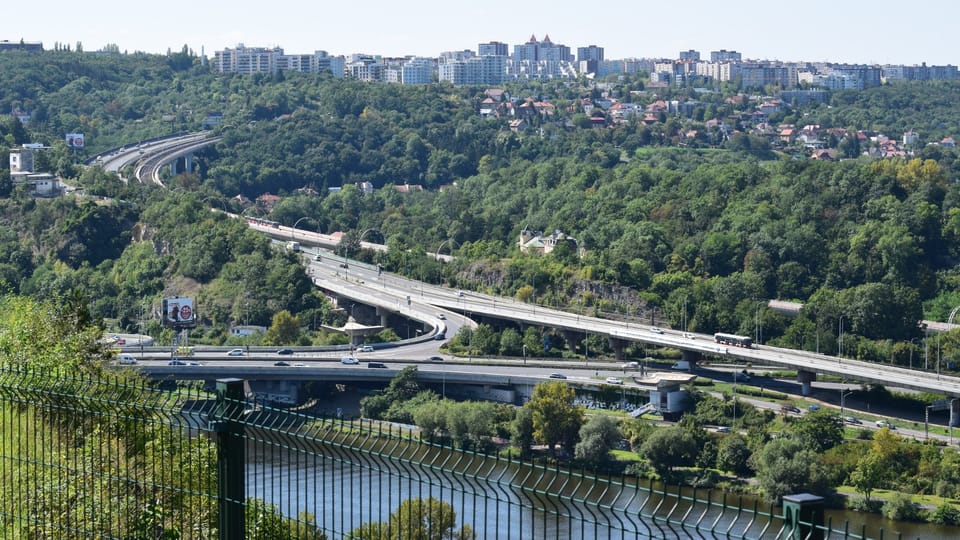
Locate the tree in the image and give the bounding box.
[751,438,831,502]
[640,426,699,479]
[524,381,585,456]
[264,310,301,345]
[348,497,475,540]
[793,409,844,453]
[716,434,752,476]
[512,406,535,455]
[574,415,621,469]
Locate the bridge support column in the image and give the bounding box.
[169,160,178,176]
[680,349,701,369]
[375,307,389,327]
[797,370,817,396]
[561,330,584,356]
[608,337,626,361]
[184,154,193,174]
[951,399,960,428]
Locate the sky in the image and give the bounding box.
[6,0,958,66]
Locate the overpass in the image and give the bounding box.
[87,132,219,185]
[246,220,960,426]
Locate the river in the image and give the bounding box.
[243,441,959,539]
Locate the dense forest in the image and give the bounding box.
[3,48,960,365]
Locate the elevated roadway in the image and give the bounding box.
[250,222,960,421]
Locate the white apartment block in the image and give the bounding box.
[401,57,435,84]
[214,45,344,76]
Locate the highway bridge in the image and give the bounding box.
[248,220,960,425]
[87,132,219,185]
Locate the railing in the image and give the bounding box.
[0,366,901,539]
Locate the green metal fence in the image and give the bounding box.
[0,367,906,539]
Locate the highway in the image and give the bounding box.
[87,132,219,185]
[250,220,960,401]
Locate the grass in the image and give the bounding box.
[836,485,960,510]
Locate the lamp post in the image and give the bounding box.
[925,404,934,439]
[837,316,845,361]
[292,216,311,242]
[522,344,527,365]
[840,388,853,418]
[755,301,765,345]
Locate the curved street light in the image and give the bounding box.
[292,216,313,241]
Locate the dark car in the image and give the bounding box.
[367,362,387,369]
[274,361,290,366]
[168,359,187,366]
[428,356,444,362]
[276,348,294,355]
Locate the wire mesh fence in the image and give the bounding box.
[0,366,899,539]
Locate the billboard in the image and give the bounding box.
[65,133,84,149]
[162,297,196,327]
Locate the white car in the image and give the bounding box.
[605,377,623,385]
[358,345,374,352]
[341,357,360,365]
[116,353,137,365]
[650,326,664,334]
[227,348,245,356]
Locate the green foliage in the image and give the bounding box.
[881,492,924,522]
[640,425,700,479]
[716,434,752,476]
[574,415,621,470]
[347,497,475,540]
[929,503,960,526]
[792,409,845,453]
[751,437,832,502]
[523,381,585,455]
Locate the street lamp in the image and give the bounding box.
[292,216,312,241]
[840,388,853,418]
[755,301,765,345]
[522,344,527,365]
[837,316,845,361]
[925,404,935,440]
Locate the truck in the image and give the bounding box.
[286,241,301,253]
[671,360,691,371]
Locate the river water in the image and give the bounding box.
[243,440,959,540]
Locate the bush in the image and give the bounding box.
[881,492,924,522]
[847,495,881,513]
[929,503,960,526]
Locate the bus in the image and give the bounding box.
[286,241,301,253]
[714,332,753,348]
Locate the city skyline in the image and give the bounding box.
[10,0,959,66]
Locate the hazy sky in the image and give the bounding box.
[8,0,957,66]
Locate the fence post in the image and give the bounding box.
[213,378,246,540]
[782,493,824,540]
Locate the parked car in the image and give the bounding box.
[227,348,244,356]
[340,357,360,365]
[367,362,387,369]
[605,377,623,385]
[276,348,294,355]
[548,372,567,380]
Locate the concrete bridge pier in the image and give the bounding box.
[562,330,584,356]
[184,154,193,174]
[951,399,960,428]
[376,307,389,328]
[797,370,817,396]
[680,349,701,370]
[607,337,627,361]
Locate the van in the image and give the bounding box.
[671,360,690,371]
[116,353,137,365]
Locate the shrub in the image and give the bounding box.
[881,492,924,522]
[929,503,960,526]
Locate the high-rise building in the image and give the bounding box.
[710,49,742,62]
[679,49,700,61]
[479,41,508,57]
[402,57,435,84]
